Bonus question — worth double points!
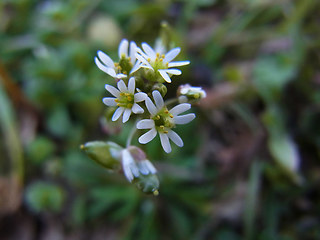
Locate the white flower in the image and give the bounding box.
[135,42,190,83]
[136,90,195,153]
[95,39,140,79]
[121,149,157,182]
[178,84,207,103]
[103,77,147,123]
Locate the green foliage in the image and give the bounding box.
[25,181,65,213]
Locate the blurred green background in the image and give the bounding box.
[1,0,320,239]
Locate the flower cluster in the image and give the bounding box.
[92,38,205,185]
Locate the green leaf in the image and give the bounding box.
[25,181,65,213]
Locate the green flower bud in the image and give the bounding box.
[177,84,206,103]
[133,173,160,196]
[152,83,167,97]
[80,141,122,170]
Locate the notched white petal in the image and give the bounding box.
[144,160,157,174]
[95,57,116,77]
[138,128,157,144]
[158,70,172,83]
[117,80,128,92]
[134,92,147,102]
[142,42,156,60]
[103,97,117,106]
[122,108,132,123]
[167,130,183,147]
[112,107,124,121]
[118,39,129,58]
[169,103,191,116]
[168,61,190,67]
[145,97,158,115]
[174,113,196,124]
[132,103,144,114]
[159,133,171,153]
[164,47,180,63]
[137,119,155,129]
[97,51,114,68]
[105,84,120,98]
[152,90,164,109]
[166,69,182,75]
[128,77,136,93]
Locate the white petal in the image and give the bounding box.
[130,61,142,74]
[112,107,124,121]
[134,92,147,102]
[164,47,180,63]
[128,77,135,93]
[117,80,127,92]
[144,160,157,174]
[95,57,116,77]
[170,103,191,116]
[132,103,144,114]
[159,133,171,153]
[174,113,195,125]
[165,69,182,75]
[142,42,156,60]
[97,51,114,68]
[154,38,166,54]
[167,130,183,147]
[138,128,157,144]
[122,108,132,123]
[136,47,149,60]
[129,41,137,65]
[105,84,120,97]
[168,61,190,67]
[115,73,127,79]
[152,90,164,109]
[145,97,158,115]
[102,97,117,106]
[137,161,149,175]
[158,69,171,83]
[136,53,151,66]
[118,39,128,58]
[122,149,134,182]
[137,119,155,129]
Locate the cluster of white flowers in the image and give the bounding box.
[94,38,205,183]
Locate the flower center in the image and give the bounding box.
[149,53,169,71]
[115,92,134,109]
[117,56,133,75]
[152,107,174,133]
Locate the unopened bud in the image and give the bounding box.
[177,84,206,103]
[80,141,122,170]
[152,83,167,97]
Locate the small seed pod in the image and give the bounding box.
[80,141,122,170]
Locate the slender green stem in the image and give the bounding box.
[126,121,139,147]
[164,98,178,106]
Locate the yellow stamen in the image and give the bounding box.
[120,93,125,96]
[127,96,132,101]
[164,110,169,114]
[161,54,165,59]
[155,115,160,120]
[163,130,168,134]
[156,53,160,57]
[115,99,119,102]
[117,103,121,106]
[169,114,173,118]
[160,125,164,130]
[147,58,151,62]
[127,103,133,108]
[159,58,163,62]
